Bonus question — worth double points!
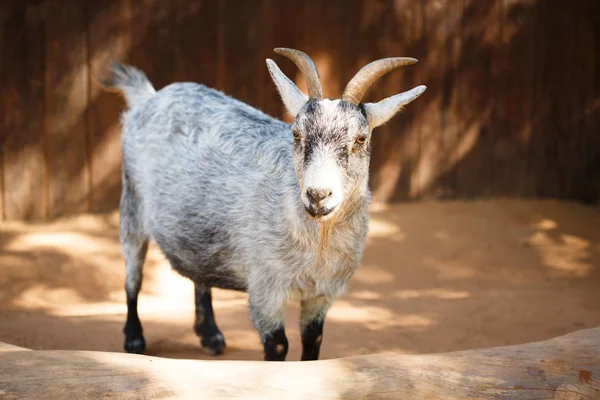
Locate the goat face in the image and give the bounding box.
[267,48,426,220]
[291,99,370,220]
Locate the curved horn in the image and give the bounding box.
[341,58,418,105]
[274,48,322,99]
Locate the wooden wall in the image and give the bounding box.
[1,0,599,220]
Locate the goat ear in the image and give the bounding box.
[266,59,309,117]
[363,85,426,129]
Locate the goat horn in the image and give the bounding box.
[274,48,322,99]
[341,58,418,105]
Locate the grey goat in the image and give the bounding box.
[105,48,425,361]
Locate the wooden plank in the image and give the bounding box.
[45,0,90,218]
[590,0,600,203]
[264,0,311,122]
[340,0,370,90]
[439,0,464,199]
[417,0,460,200]
[303,0,343,99]
[257,0,278,118]
[563,0,600,202]
[0,2,46,220]
[529,0,577,199]
[554,2,580,200]
[338,0,397,201]
[0,0,5,219]
[377,0,424,201]
[0,2,5,220]
[0,124,3,219]
[0,1,9,220]
[261,0,344,120]
[130,0,178,90]
[339,0,390,105]
[454,0,501,198]
[217,0,261,108]
[492,0,536,197]
[551,0,580,200]
[86,0,132,213]
[173,0,219,87]
[1,327,600,399]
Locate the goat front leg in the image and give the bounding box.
[248,289,288,361]
[300,295,333,361]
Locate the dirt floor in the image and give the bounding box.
[1,199,599,361]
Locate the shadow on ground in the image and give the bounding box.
[1,199,599,362]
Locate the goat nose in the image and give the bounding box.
[306,188,332,204]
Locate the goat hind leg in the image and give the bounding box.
[194,284,225,355]
[120,183,149,354]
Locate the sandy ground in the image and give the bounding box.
[0,199,599,361]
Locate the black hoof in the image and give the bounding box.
[201,333,226,355]
[124,336,146,354]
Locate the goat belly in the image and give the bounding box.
[151,230,248,292]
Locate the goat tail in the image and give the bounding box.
[102,61,156,109]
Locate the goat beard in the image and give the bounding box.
[314,213,337,277]
[311,185,363,277]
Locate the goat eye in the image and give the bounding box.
[292,130,301,141]
[355,135,367,144]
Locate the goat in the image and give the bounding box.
[105,48,425,361]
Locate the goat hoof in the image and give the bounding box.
[124,336,146,354]
[201,332,225,355]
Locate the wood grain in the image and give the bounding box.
[417,0,457,199]
[340,0,396,201]
[0,2,46,219]
[492,0,536,197]
[1,0,599,220]
[173,0,219,87]
[130,0,178,90]
[569,0,600,203]
[0,327,598,399]
[455,0,501,198]
[375,0,424,201]
[44,0,90,218]
[530,0,576,199]
[303,0,343,99]
[218,0,261,107]
[86,0,131,213]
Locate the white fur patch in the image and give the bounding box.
[302,150,343,212]
[319,98,341,114]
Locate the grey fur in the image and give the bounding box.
[108,53,423,359]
